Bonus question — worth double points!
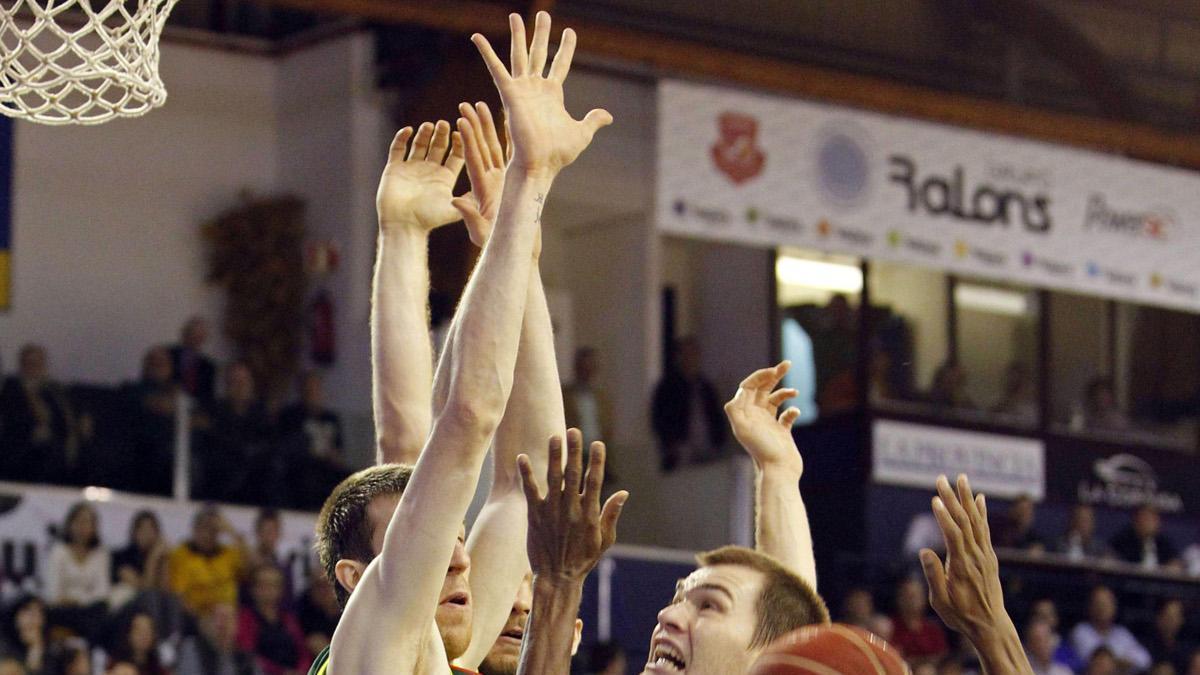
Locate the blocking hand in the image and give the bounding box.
[451,101,508,247]
[471,12,612,177]
[376,120,466,232]
[518,429,628,584]
[724,361,803,476]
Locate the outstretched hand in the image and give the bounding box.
[471,12,612,178]
[724,361,803,476]
[451,100,534,253]
[377,120,466,232]
[518,429,628,584]
[919,475,1008,640]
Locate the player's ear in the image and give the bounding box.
[571,619,584,656]
[334,559,366,596]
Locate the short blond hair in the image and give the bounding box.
[696,545,830,648]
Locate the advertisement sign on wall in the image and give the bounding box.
[872,420,1045,499]
[657,80,1200,312]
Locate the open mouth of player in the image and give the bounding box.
[499,625,524,643]
[649,643,686,672]
[440,592,470,608]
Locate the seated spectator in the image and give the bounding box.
[199,362,274,503]
[1146,599,1193,674]
[1070,586,1152,672]
[170,316,217,406]
[1057,504,1110,560]
[1029,598,1083,671]
[650,337,725,471]
[994,362,1037,421]
[1110,505,1181,569]
[168,505,249,615]
[840,587,888,634]
[1027,618,1074,675]
[111,511,169,606]
[563,347,613,448]
[993,494,1046,552]
[1085,646,1120,675]
[44,639,90,675]
[296,572,338,659]
[1083,377,1130,432]
[236,565,310,675]
[176,603,259,675]
[122,346,180,495]
[890,577,949,666]
[2,596,48,674]
[43,502,110,641]
[244,509,292,607]
[106,612,167,675]
[0,344,81,483]
[277,372,346,509]
[927,359,974,410]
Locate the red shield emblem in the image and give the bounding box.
[711,112,766,184]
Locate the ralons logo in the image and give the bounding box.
[711,112,765,184]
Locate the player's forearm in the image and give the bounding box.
[436,172,549,440]
[755,466,817,590]
[971,616,1034,675]
[372,226,435,464]
[517,576,584,675]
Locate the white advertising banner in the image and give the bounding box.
[872,420,1045,498]
[657,79,1200,311]
[0,482,318,594]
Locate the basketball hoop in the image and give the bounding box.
[0,0,180,125]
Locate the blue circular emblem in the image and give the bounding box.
[816,129,870,207]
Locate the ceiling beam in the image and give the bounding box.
[260,0,1200,169]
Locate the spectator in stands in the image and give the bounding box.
[236,565,310,675]
[200,362,273,502]
[170,316,217,405]
[1110,504,1181,570]
[563,347,613,448]
[576,640,626,675]
[277,372,345,509]
[45,639,90,675]
[106,612,167,675]
[124,346,180,495]
[112,511,169,607]
[994,361,1037,421]
[0,344,81,483]
[1028,618,1074,675]
[1071,585,1152,672]
[2,596,47,674]
[993,494,1046,552]
[176,603,259,675]
[1146,599,1193,673]
[1083,377,1130,432]
[43,502,110,640]
[1057,504,1110,560]
[245,509,292,606]
[841,587,887,633]
[296,571,338,660]
[927,359,974,410]
[651,336,725,471]
[1029,598,1083,671]
[1085,646,1120,675]
[810,294,859,414]
[890,577,949,666]
[168,505,249,615]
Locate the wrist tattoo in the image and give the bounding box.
[534,193,545,223]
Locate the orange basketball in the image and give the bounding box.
[749,624,909,675]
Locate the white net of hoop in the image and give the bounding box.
[1,0,180,125]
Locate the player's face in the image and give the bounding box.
[642,564,765,675]
[480,573,533,675]
[366,495,473,660]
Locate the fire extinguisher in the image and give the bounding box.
[311,289,335,365]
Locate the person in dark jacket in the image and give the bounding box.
[169,316,217,407]
[0,344,80,483]
[1110,505,1180,569]
[651,337,726,472]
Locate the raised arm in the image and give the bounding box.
[516,431,627,675]
[919,475,1033,675]
[372,120,465,464]
[723,361,816,589]
[449,100,565,670]
[328,13,610,673]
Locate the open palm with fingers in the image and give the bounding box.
[724,361,804,476]
[377,119,466,232]
[451,101,509,247]
[471,12,612,177]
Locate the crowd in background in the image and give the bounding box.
[0,318,351,509]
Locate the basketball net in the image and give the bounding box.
[0,0,180,125]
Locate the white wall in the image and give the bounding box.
[0,43,281,382]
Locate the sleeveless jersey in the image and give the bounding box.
[307,646,480,675]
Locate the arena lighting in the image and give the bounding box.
[775,257,863,293]
[954,283,1030,316]
[82,486,114,502]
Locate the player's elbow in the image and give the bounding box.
[439,395,504,443]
